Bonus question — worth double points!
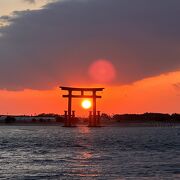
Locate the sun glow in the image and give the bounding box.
[81,99,92,109]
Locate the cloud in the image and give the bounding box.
[173,82,180,97]
[0,0,180,90]
[173,83,180,90]
[0,16,10,20]
[0,16,11,26]
[23,0,36,4]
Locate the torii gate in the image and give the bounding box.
[60,86,104,127]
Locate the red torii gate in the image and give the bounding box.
[60,86,104,127]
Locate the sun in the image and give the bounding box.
[81,99,92,109]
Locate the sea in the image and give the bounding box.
[0,125,179,179]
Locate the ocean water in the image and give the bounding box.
[0,125,179,179]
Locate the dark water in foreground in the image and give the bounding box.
[0,126,180,179]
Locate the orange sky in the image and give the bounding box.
[0,70,179,116]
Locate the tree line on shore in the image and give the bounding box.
[0,112,180,123]
[102,113,180,123]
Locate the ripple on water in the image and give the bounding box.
[0,126,179,179]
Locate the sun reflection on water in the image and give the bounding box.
[71,126,102,177]
[77,126,90,134]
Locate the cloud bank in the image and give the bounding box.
[0,0,180,90]
[24,0,36,4]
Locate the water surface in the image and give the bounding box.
[0,126,179,179]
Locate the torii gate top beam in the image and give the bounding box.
[60,86,104,92]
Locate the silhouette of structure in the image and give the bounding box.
[60,86,104,127]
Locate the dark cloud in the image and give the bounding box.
[0,0,180,90]
[0,15,11,26]
[23,0,36,4]
[0,16,10,20]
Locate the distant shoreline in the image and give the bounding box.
[0,122,179,127]
[0,112,180,127]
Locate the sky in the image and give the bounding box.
[0,0,179,116]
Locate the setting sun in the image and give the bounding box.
[81,99,92,109]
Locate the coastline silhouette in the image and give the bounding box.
[0,112,179,126]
